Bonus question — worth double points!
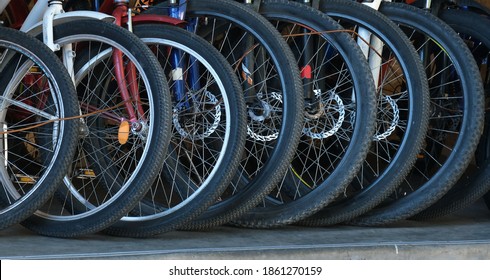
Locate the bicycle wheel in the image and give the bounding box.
[0,27,78,230]
[412,8,490,219]
[147,0,304,230]
[20,20,173,237]
[351,2,485,225]
[231,0,377,227]
[101,24,247,237]
[298,0,430,226]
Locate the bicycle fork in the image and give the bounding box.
[169,0,193,110]
[112,1,146,127]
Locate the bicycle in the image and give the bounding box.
[298,0,431,226]
[0,25,79,231]
[224,0,379,227]
[124,0,308,231]
[350,0,485,225]
[75,0,249,237]
[2,0,174,237]
[400,0,490,220]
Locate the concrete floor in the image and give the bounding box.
[1,200,489,260]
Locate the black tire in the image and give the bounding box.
[413,9,490,219]
[351,2,485,225]
[232,0,377,227]
[148,0,305,230]
[0,27,78,230]
[20,20,173,237]
[299,0,430,226]
[102,24,248,237]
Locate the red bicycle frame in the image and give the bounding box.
[99,0,186,124]
[3,0,186,125]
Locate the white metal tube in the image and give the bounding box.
[362,0,383,10]
[368,36,384,89]
[0,0,10,14]
[20,0,49,32]
[42,1,64,51]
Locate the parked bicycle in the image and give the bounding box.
[2,0,174,237]
[0,25,79,231]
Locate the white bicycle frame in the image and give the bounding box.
[0,0,113,80]
[0,1,8,15]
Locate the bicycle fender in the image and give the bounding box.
[24,11,115,36]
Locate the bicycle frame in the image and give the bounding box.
[0,0,28,29]
[147,0,261,106]
[0,1,7,13]
[359,0,470,89]
[1,0,154,125]
[98,0,202,110]
[356,0,386,88]
[1,0,113,84]
[165,0,217,107]
[166,0,202,106]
